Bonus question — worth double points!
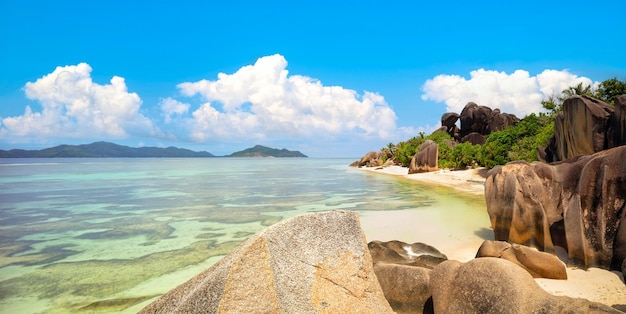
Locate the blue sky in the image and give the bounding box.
[1,0,625,157]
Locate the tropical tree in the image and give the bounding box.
[562,82,594,98]
[596,77,626,105]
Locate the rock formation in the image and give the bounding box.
[429,258,620,314]
[441,112,460,140]
[140,211,393,313]
[460,132,486,145]
[475,240,566,279]
[351,151,386,167]
[485,145,626,271]
[368,240,447,269]
[610,95,626,148]
[369,240,446,314]
[409,140,439,174]
[542,95,626,162]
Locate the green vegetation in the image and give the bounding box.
[384,77,625,169]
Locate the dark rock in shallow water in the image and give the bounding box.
[430,258,621,314]
[139,211,393,313]
[475,240,566,279]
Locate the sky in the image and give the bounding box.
[1,1,625,157]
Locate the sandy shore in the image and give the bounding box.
[357,165,626,309]
[359,165,488,194]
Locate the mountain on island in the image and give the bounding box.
[228,145,307,158]
[0,141,215,158]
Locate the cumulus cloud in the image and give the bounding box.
[175,54,397,142]
[421,68,597,117]
[160,97,190,123]
[0,63,156,141]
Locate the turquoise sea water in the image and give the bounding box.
[0,158,490,313]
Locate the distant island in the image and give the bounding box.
[228,145,307,158]
[0,142,307,158]
[0,142,215,158]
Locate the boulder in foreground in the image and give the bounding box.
[475,240,566,279]
[430,258,620,314]
[140,210,393,313]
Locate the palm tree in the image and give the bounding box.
[561,82,593,98]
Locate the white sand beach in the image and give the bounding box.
[358,165,626,308]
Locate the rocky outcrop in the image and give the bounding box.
[369,240,446,314]
[542,95,626,162]
[475,240,566,279]
[609,95,626,148]
[460,132,486,145]
[459,102,492,138]
[351,151,386,167]
[409,140,438,174]
[429,258,620,314]
[140,211,393,313]
[441,112,460,139]
[368,240,447,269]
[485,145,626,271]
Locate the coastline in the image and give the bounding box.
[359,165,488,195]
[357,165,626,308]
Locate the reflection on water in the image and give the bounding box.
[0,158,489,313]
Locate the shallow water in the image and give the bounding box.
[0,158,491,313]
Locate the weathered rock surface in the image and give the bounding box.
[429,258,621,314]
[459,102,492,138]
[460,132,486,145]
[369,240,446,314]
[475,240,566,279]
[442,102,519,144]
[368,240,447,269]
[409,140,438,174]
[485,145,626,271]
[543,95,624,162]
[609,95,626,148]
[441,112,460,139]
[351,151,386,167]
[140,211,393,314]
[372,263,433,314]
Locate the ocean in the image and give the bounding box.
[0,158,490,313]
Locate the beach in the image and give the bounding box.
[358,165,626,308]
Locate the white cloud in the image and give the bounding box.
[176,54,398,142]
[160,97,190,123]
[421,69,598,117]
[0,63,156,142]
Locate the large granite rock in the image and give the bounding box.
[488,108,519,133]
[446,103,519,142]
[369,240,446,314]
[460,132,486,145]
[368,240,447,269]
[140,211,393,313]
[441,112,460,139]
[352,151,386,167]
[609,95,626,148]
[429,258,620,314]
[485,145,626,271]
[543,95,618,162]
[475,240,566,279]
[459,102,493,138]
[409,140,438,174]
